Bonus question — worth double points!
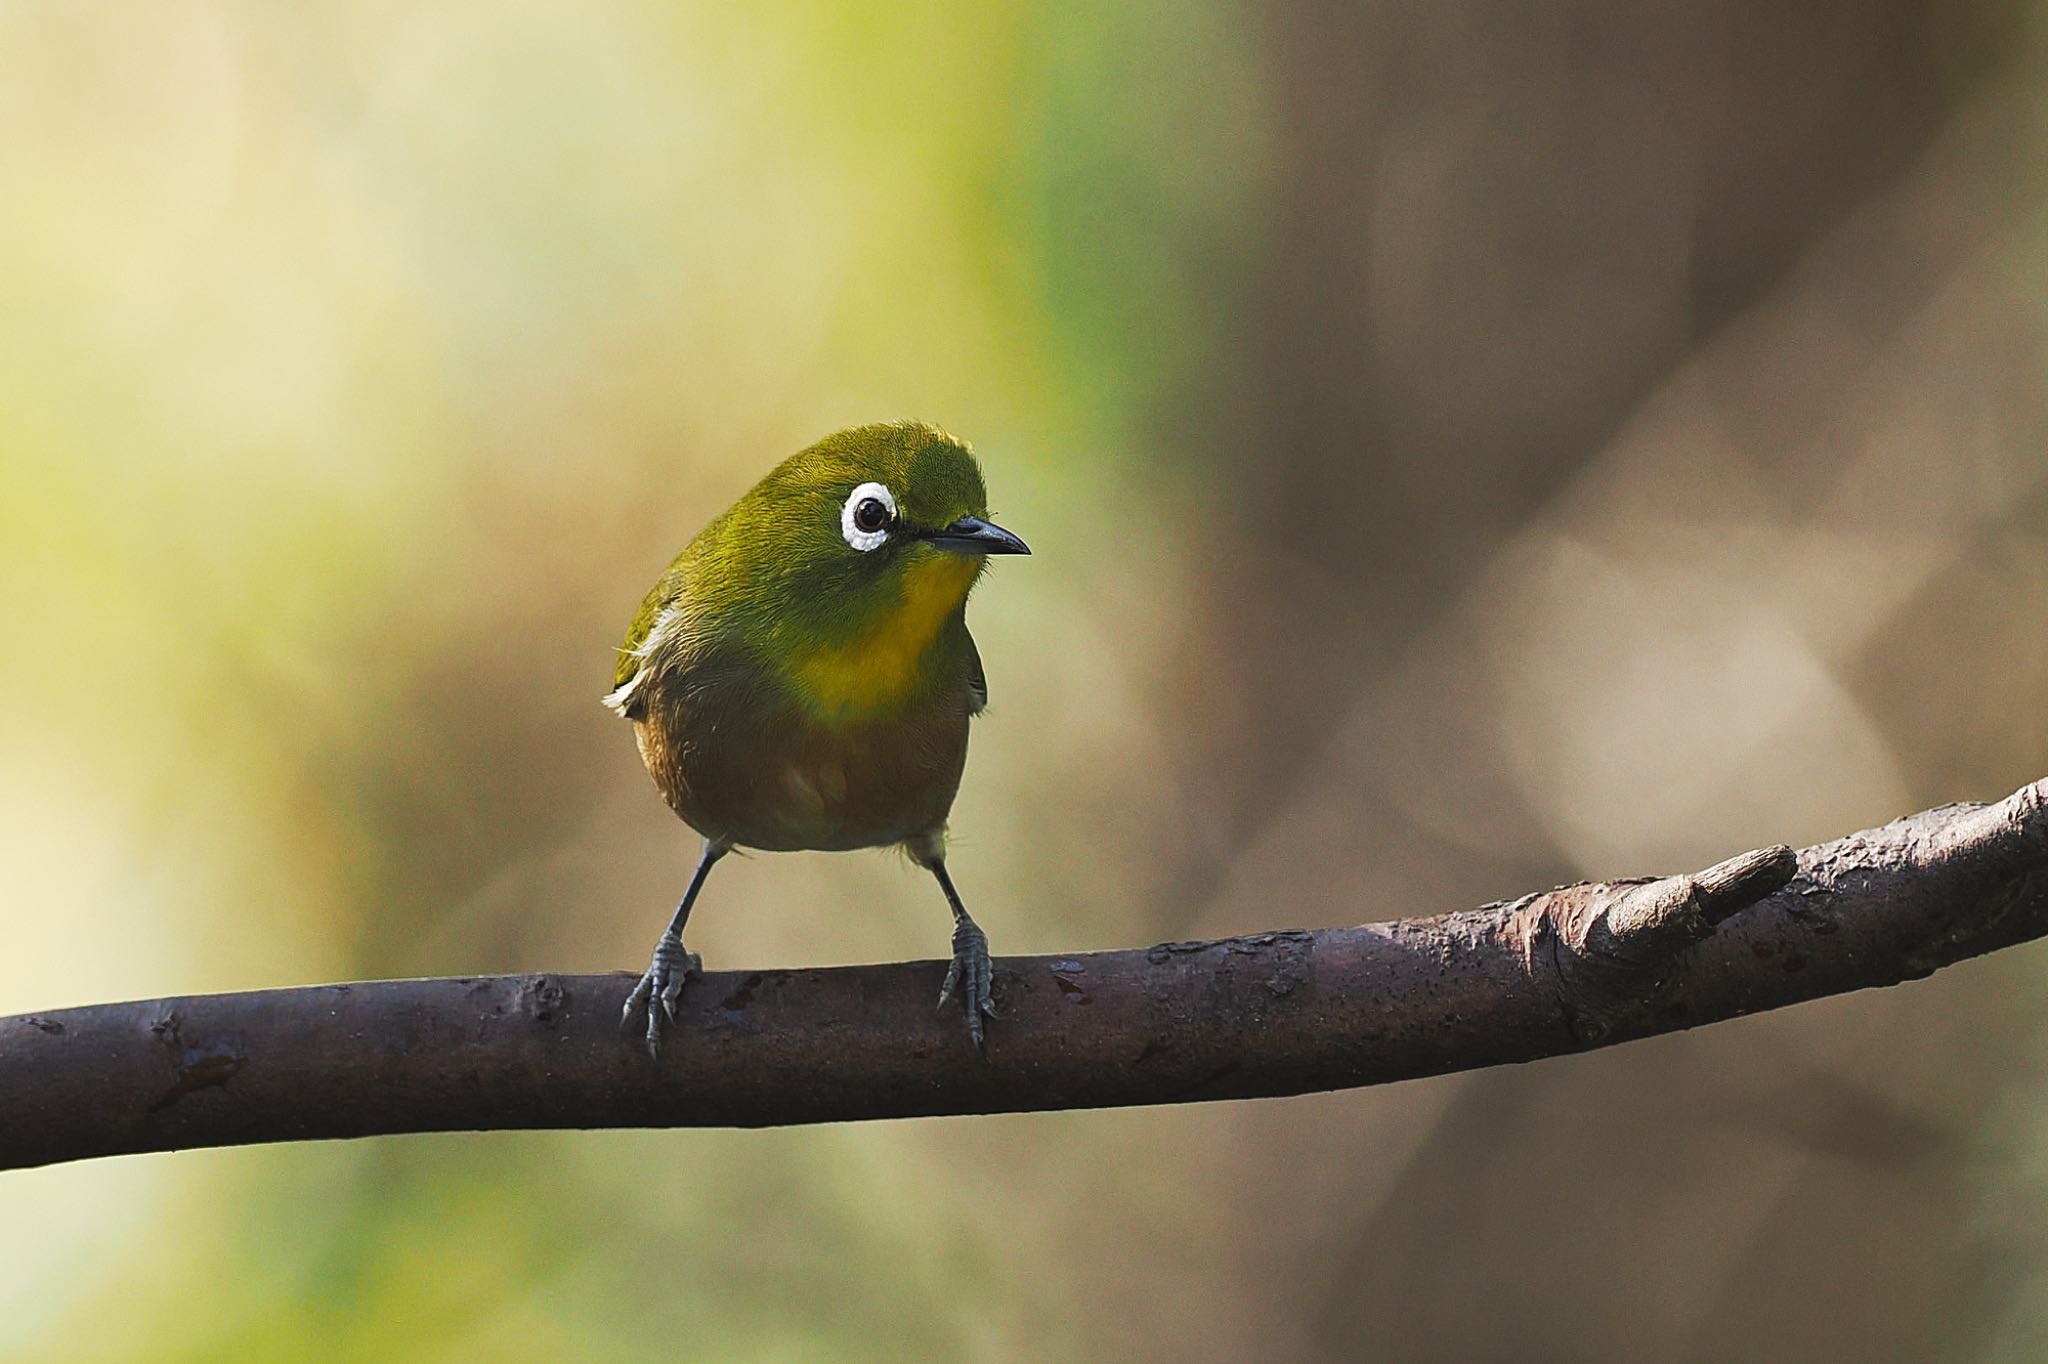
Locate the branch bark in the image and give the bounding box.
[6,779,2048,1172]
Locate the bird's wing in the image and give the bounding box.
[605,560,691,719]
[614,590,666,689]
[966,628,988,715]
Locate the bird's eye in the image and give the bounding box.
[840,481,898,552]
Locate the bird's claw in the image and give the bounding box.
[621,933,701,1058]
[937,918,996,1049]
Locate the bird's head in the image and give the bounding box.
[709,423,1028,697]
[775,420,1028,566]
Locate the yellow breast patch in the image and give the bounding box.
[789,553,980,722]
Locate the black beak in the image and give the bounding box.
[924,515,1031,556]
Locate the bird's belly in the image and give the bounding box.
[758,747,935,851]
[638,691,969,853]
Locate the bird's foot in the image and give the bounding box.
[621,933,701,1058]
[937,917,996,1049]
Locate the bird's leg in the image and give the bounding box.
[622,839,728,1058]
[929,858,996,1049]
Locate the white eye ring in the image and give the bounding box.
[840,481,897,552]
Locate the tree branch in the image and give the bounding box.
[6,779,2047,1172]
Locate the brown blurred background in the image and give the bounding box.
[4,1,2048,1359]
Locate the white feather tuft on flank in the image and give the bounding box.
[601,671,643,717]
[602,604,685,717]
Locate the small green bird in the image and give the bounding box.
[607,421,1029,1055]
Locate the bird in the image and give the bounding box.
[606,421,1030,1056]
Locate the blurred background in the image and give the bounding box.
[4,0,2048,1359]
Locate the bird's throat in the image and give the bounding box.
[786,553,981,724]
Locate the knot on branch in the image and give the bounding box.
[1516,845,1797,1039]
